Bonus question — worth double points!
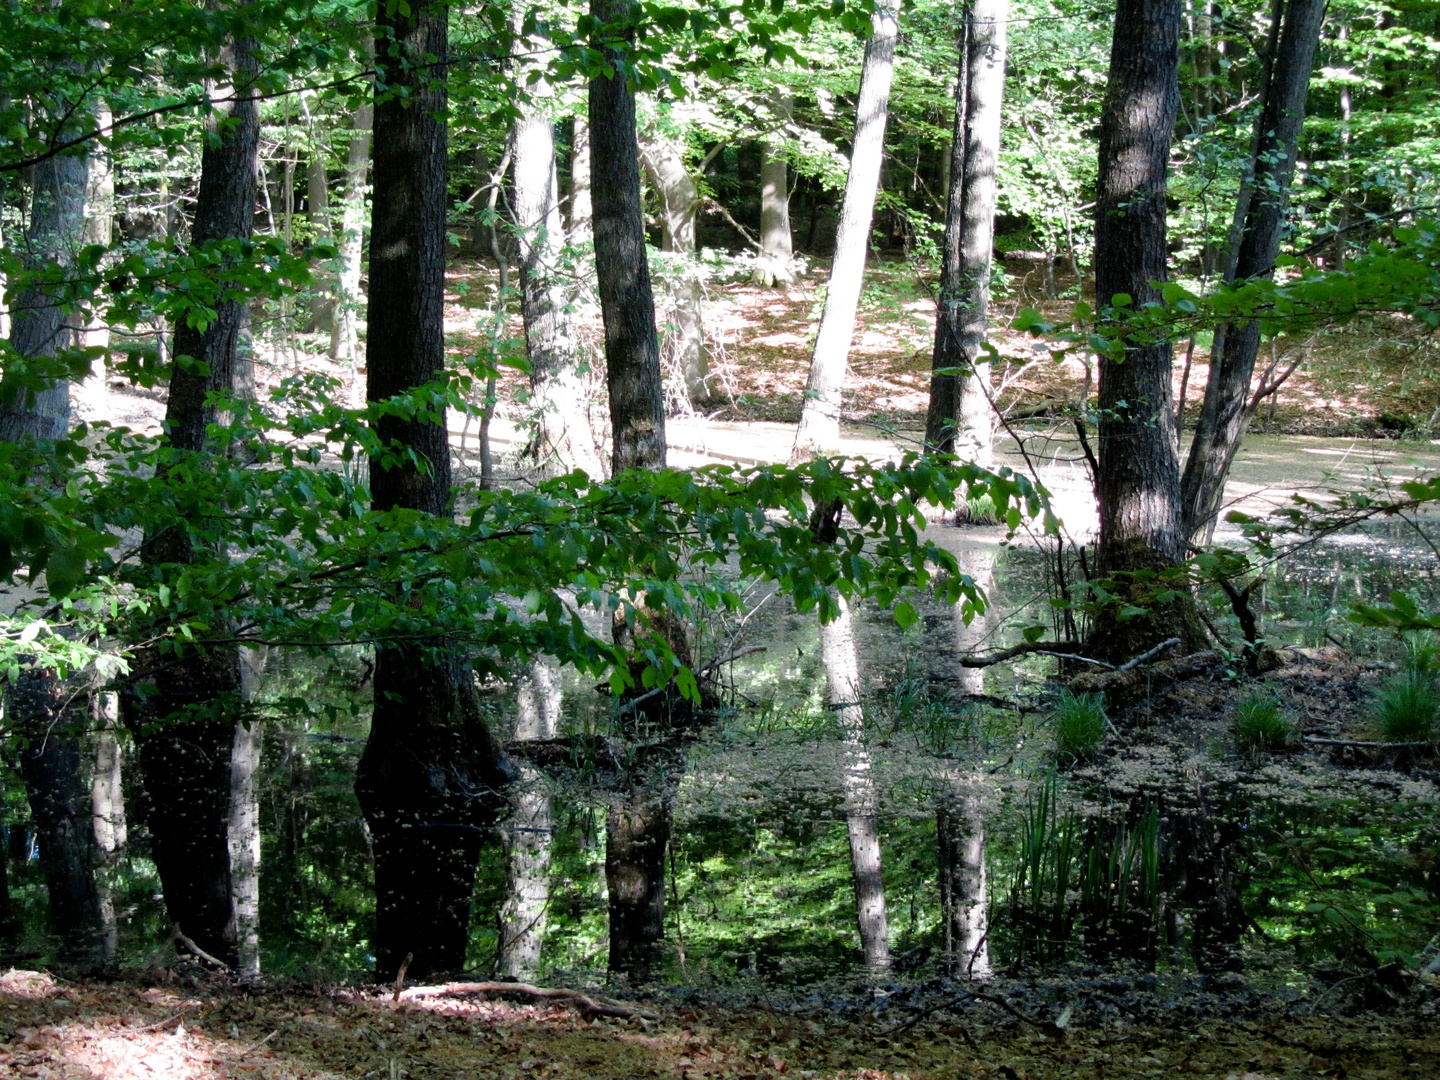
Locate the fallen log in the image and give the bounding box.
[399,981,658,1020]
[1068,650,1221,695]
[1303,736,1433,749]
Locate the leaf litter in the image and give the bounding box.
[1,966,1437,1079]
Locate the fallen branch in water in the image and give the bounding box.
[958,641,1096,668]
[1069,650,1221,695]
[399,982,659,1020]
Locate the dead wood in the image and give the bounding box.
[399,981,659,1020]
[1068,649,1222,695]
[1303,736,1433,749]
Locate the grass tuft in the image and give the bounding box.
[1231,693,1295,752]
[1052,690,1106,762]
[1373,671,1440,743]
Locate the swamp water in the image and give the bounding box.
[2,436,1439,992]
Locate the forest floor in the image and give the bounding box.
[3,966,1438,1080]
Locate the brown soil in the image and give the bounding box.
[2,968,1436,1080]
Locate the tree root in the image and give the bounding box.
[1068,649,1221,695]
[399,981,659,1020]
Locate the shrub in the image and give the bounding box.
[1373,671,1440,743]
[1231,693,1295,752]
[1052,691,1106,762]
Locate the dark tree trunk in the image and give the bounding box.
[1088,0,1201,661]
[1179,0,1326,544]
[925,0,1008,462]
[122,24,261,970]
[0,111,102,960]
[12,671,105,959]
[355,0,509,982]
[589,0,666,473]
[605,788,671,979]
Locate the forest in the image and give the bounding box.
[0,0,1438,1076]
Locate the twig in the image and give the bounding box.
[1115,637,1180,672]
[878,987,1063,1041]
[171,926,230,972]
[392,952,413,1003]
[399,981,658,1020]
[1303,736,1432,749]
[136,1010,187,1033]
[238,1030,278,1057]
[697,197,765,253]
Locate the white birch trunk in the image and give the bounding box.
[512,28,603,477]
[569,116,594,247]
[821,593,891,974]
[330,90,374,385]
[753,96,796,286]
[641,128,710,404]
[792,7,900,460]
[953,546,995,695]
[497,658,562,979]
[937,773,989,977]
[90,691,125,956]
[228,647,266,977]
[74,100,114,424]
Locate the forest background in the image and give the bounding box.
[0,0,1437,1055]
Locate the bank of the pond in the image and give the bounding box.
[1,967,1438,1080]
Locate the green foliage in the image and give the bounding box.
[1372,671,1440,743]
[1232,692,1297,753]
[1050,690,1106,763]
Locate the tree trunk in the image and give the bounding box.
[356,0,509,982]
[792,6,900,460]
[569,116,594,246]
[512,29,603,477]
[1179,0,1325,544]
[90,693,125,957]
[1088,0,1199,661]
[953,547,995,695]
[925,0,1007,464]
[641,126,710,405]
[497,660,561,980]
[606,788,671,980]
[11,668,105,959]
[306,137,335,333]
[0,147,89,443]
[227,647,265,977]
[937,775,989,977]
[589,0,667,473]
[74,99,115,424]
[122,23,261,970]
[753,96,795,286]
[821,594,892,974]
[330,78,374,376]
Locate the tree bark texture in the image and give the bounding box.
[331,93,374,373]
[792,6,900,461]
[937,776,989,977]
[0,148,89,442]
[163,32,260,456]
[589,0,666,473]
[90,693,125,957]
[953,546,995,695]
[496,660,561,980]
[1179,0,1326,544]
[512,31,603,478]
[753,97,796,287]
[123,22,261,969]
[641,125,710,404]
[569,116,594,246]
[606,788,671,980]
[307,140,335,333]
[74,99,115,425]
[358,1,511,982]
[10,668,105,959]
[228,647,265,977]
[925,0,1007,464]
[1089,0,1201,660]
[821,594,892,974]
